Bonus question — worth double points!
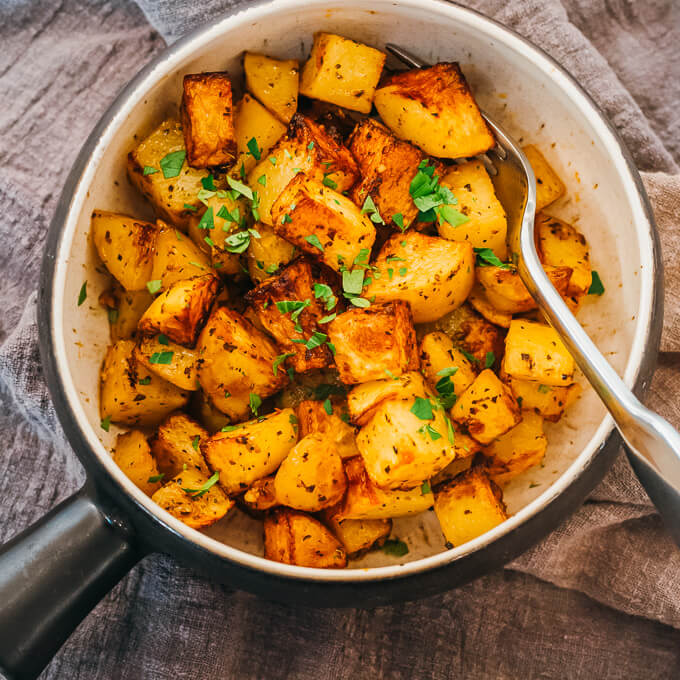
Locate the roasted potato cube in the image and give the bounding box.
[92,211,157,291]
[105,287,153,341]
[244,52,299,124]
[196,307,288,420]
[434,468,507,546]
[247,113,358,225]
[523,145,566,211]
[127,119,207,229]
[151,467,234,529]
[438,160,507,258]
[297,399,358,459]
[245,258,333,373]
[536,213,592,297]
[328,301,419,384]
[338,456,433,520]
[151,412,210,478]
[271,174,375,272]
[348,118,429,231]
[353,372,458,490]
[112,430,161,496]
[100,340,189,426]
[181,72,236,169]
[476,264,572,314]
[467,284,512,329]
[242,475,278,512]
[502,319,575,386]
[150,224,214,290]
[346,371,423,426]
[431,436,479,487]
[321,505,391,557]
[138,274,220,346]
[363,232,475,324]
[483,412,548,485]
[190,389,231,434]
[202,409,298,494]
[234,94,287,174]
[374,63,494,159]
[451,369,521,444]
[274,433,347,511]
[419,331,477,398]
[135,336,199,391]
[246,222,296,284]
[505,374,581,422]
[299,33,386,114]
[264,508,346,568]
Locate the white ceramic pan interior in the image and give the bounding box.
[51,0,655,580]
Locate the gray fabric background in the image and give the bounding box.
[1,0,679,677]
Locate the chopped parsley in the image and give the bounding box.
[421,481,432,495]
[148,473,165,483]
[77,282,87,306]
[273,353,295,376]
[350,297,370,308]
[138,376,151,385]
[411,397,434,420]
[361,195,385,224]
[159,150,186,179]
[322,174,338,190]
[100,415,111,432]
[485,351,496,369]
[157,334,169,345]
[192,435,200,451]
[305,234,324,252]
[183,203,198,212]
[314,283,337,310]
[392,213,405,231]
[201,175,216,190]
[409,159,468,226]
[342,269,365,296]
[223,230,251,253]
[197,206,214,231]
[257,174,267,186]
[588,271,605,295]
[246,137,261,160]
[474,248,511,269]
[382,539,409,557]
[249,392,262,416]
[149,351,173,364]
[146,279,162,295]
[143,166,158,176]
[319,313,337,324]
[108,308,119,323]
[227,176,253,200]
[322,398,333,415]
[538,384,553,394]
[182,471,220,498]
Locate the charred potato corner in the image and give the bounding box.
[90,31,599,568]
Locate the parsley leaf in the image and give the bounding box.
[411,397,434,420]
[227,176,253,200]
[197,206,214,231]
[438,204,469,227]
[538,384,553,394]
[148,473,165,483]
[100,415,111,432]
[460,348,479,364]
[382,539,409,557]
[322,174,338,190]
[157,334,169,345]
[182,471,220,498]
[421,480,432,495]
[247,137,261,160]
[319,313,337,324]
[304,331,328,350]
[350,297,370,308]
[143,166,158,176]
[223,230,251,253]
[342,269,365,296]
[201,175,216,190]
[305,234,324,252]
[249,392,262,416]
[146,280,162,295]
[392,213,405,231]
[485,351,496,369]
[77,282,87,306]
[322,398,333,415]
[436,367,459,378]
[273,353,295,376]
[149,351,173,364]
[361,195,385,224]
[192,435,200,451]
[474,247,512,269]
[159,150,186,179]
[588,270,605,295]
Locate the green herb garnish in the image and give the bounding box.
[159,150,186,179]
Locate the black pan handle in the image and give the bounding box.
[0,485,140,680]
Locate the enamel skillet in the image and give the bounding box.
[0,1,663,678]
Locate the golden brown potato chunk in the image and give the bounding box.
[150,412,210,478]
[504,373,581,422]
[502,319,575,386]
[483,412,548,485]
[127,119,207,229]
[419,331,477,399]
[536,213,592,297]
[348,118,430,231]
[181,72,236,169]
[196,306,288,420]
[274,433,347,512]
[245,258,334,373]
[104,286,153,341]
[244,52,299,124]
[112,430,161,496]
[374,63,495,159]
[138,274,220,347]
[264,508,347,568]
[100,340,189,426]
[242,475,278,512]
[271,174,376,272]
[91,211,157,291]
[430,436,480,487]
[467,284,513,329]
[151,468,234,529]
[451,369,521,445]
[190,389,231,434]
[321,505,391,557]
[233,94,287,174]
[476,264,572,314]
[438,160,508,259]
[338,456,434,520]
[434,468,508,547]
[246,222,296,284]
[150,224,214,290]
[135,335,199,391]
[352,372,458,490]
[300,33,386,114]
[328,301,419,384]
[296,399,359,459]
[363,231,475,324]
[247,113,359,225]
[201,409,298,495]
[523,145,566,211]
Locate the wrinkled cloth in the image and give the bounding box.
[1,0,679,677]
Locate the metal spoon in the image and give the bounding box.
[385,44,680,545]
